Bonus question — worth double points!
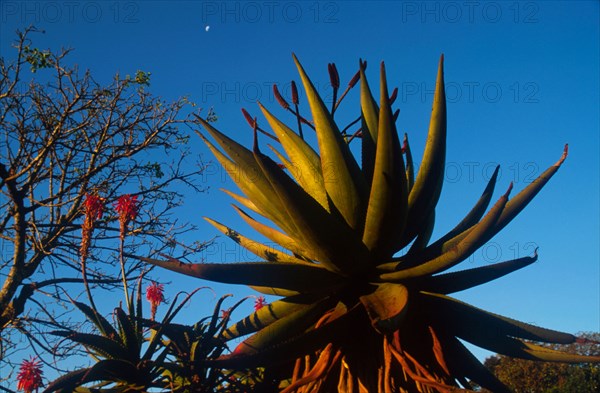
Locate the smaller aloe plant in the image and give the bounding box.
[44,278,243,392]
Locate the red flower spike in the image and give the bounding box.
[114,194,139,223]
[273,85,290,110]
[114,194,139,239]
[291,81,299,105]
[81,193,105,264]
[328,63,340,89]
[84,193,104,220]
[241,108,257,129]
[16,357,43,393]
[146,282,165,320]
[254,296,268,311]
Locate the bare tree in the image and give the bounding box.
[0,28,212,379]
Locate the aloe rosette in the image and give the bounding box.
[142,55,599,392]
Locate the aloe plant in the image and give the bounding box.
[141,55,599,392]
[44,282,242,392]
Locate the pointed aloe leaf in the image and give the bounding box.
[114,307,141,360]
[51,331,129,360]
[433,147,568,261]
[403,165,501,265]
[208,294,233,337]
[383,183,511,281]
[450,165,500,237]
[232,204,318,261]
[138,256,344,294]
[71,300,118,339]
[249,286,300,297]
[419,252,537,294]
[359,283,408,334]
[359,59,379,186]
[76,359,141,385]
[407,209,435,254]
[204,217,312,265]
[403,55,447,247]
[457,330,600,363]
[518,341,600,362]
[196,120,292,233]
[253,135,370,274]
[293,53,367,231]
[222,294,319,340]
[267,144,294,173]
[231,297,334,356]
[441,333,511,393]
[363,62,408,257]
[435,148,561,259]
[420,292,580,345]
[220,188,261,216]
[43,368,90,392]
[259,102,329,210]
[494,145,568,233]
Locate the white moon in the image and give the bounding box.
[205,25,210,32]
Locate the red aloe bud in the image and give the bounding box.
[389,87,398,104]
[291,81,299,105]
[273,85,289,109]
[241,108,257,129]
[348,70,360,88]
[402,134,408,154]
[328,63,340,89]
[146,282,165,320]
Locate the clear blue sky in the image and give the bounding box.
[1,0,598,383]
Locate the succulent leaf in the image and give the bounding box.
[138,256,344,294]
[259,102,330,210]
[420,292,579,345]
[231,297,335,356]
[359,58,380,185]
[253,134,370,274]
[204,216,311,265]
[419,252,538,294]
[382,183,511,281]
[195,121,292,233]
[359,283,409,334]
[231,204,317,261]
[222,294,319,340]
[362,62,408,258]
[403,55,447,249]
[293,54,367,231]
[493,145,568,234]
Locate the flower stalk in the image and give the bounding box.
[80,193,104,310]
[114,194,139,310]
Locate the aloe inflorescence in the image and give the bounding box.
[142,55,599,392]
